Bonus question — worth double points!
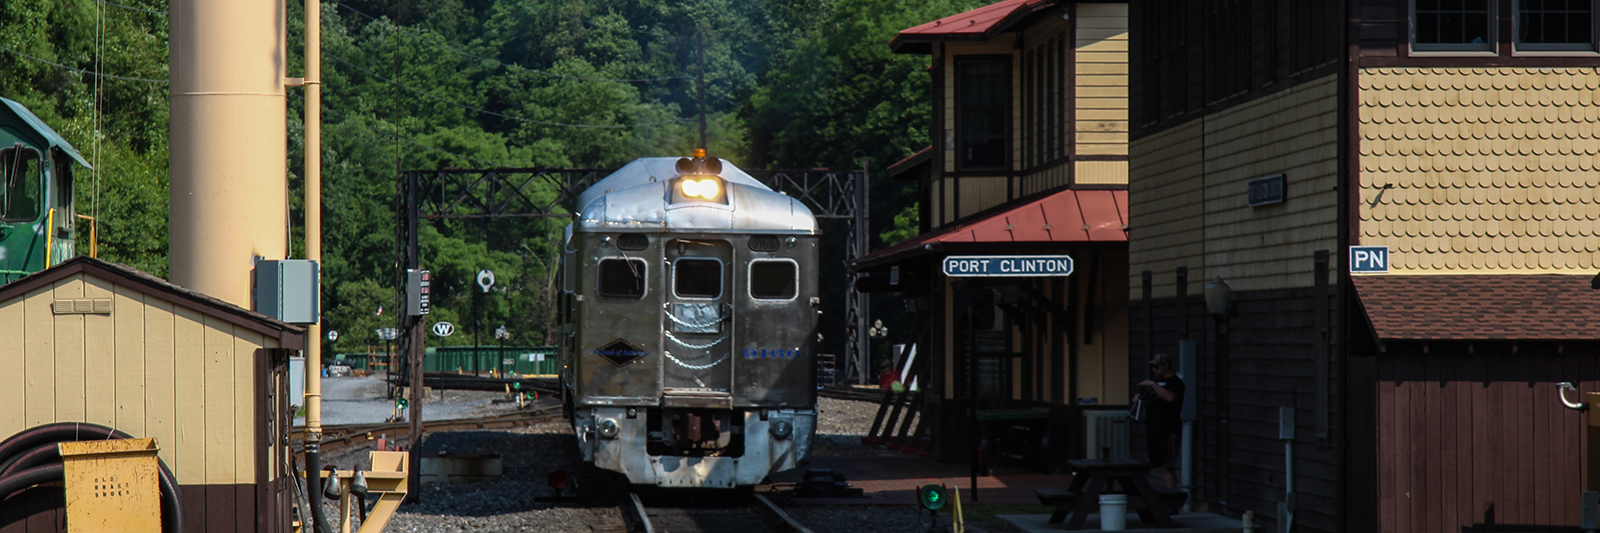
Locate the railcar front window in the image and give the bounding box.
[749,260,797,300]
[674,258,722,299]
[1,147,42,222]
[597,258,646,298]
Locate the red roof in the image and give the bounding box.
[855,188,1127,269]
[891,0,1057,53]
[1354,274,1600,342]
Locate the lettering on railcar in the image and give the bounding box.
[742,348,801,359]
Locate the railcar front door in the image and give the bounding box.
[661,238,734,404]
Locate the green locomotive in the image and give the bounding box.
[0,97,90,283]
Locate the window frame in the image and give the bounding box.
[595,257,648,299]
[953,55,1012,172]
[1514,0,1600,53]
[1,146,44,223]
[747,259,799,301]
[671,257,724,300]
[1411,0,1499,54]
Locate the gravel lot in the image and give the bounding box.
[305,392,1015,532]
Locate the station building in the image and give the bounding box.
[855,0,1131,475]
[1130,1,1600,531]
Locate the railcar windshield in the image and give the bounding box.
[673,258,722,299]
[1,147,42,222]
[597,258,646,298]
[749,260,797,300]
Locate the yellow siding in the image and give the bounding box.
[24,284,54,426]
[0,298,22,434]
[1130,120,1205,299]
[1022,161,1071,194]
[0,272,277,486]
[1358,67,1600,273]
[83,277,117,428]
[203,315,237,484]
[1076,160,1128,185]
[956,176,1010,219]
[1075,4,1129,161]
[111,282,147,439]
[53,278,87,423]
[1130,75,1340,298]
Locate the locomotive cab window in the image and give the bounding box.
[673,258,722,299]
[597,258,646,298]
[749,260,798,300]
[1,146,42,222]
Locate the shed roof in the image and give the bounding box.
[854,187,1127,269]
[1353,274,1600,342]
[0,256,305,349]
[890,0,1057,54]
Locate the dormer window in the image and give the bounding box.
[955,56,1010,171]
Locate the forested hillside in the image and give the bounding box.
[0,0,982,357]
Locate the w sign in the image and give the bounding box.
[1350,246,1389,273]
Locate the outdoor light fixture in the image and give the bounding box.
[1204,276,1233,318]
[679,177,721,199]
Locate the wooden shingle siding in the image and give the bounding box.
[1373,350,1600,532]
[1358,67,1600,273]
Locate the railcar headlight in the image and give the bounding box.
[598,418,620,439]
[770,419,793,440]
[679,178,721,199]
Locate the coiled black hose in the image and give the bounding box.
[0,423,185,533]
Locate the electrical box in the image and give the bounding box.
[407,269,431,316]
[255,259,320,324]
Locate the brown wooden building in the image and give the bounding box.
[856,0,1132,474]
[0,256,301,532]
[1130,0,1600,531]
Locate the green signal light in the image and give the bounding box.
[398,398,409,409]
[918,484,947,510]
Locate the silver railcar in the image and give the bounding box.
[558,154,819,488]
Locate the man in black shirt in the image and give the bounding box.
[1136,353,1185,490]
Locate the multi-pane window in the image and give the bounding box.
[1,147,41,222]
[956,57,1009,171]
[1413,0,1495,51]
[1519,0,1596,50]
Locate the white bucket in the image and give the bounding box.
[1098,493,1128,531]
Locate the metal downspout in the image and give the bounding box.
[303,0,328,529]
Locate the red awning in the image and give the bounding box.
[890,0,1057,54]
[855,188,1127,270]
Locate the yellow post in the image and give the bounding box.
[45,208,54,266]
[58,438,161,532]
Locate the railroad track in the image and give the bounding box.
[626,490,813,533]
[817,386,892,403]
[290,407,563,455]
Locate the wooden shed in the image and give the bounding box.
[0,256,302,532]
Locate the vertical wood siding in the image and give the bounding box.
[0,273,272,486]
[1357,67,1600,273]
[1374,351,1599,532]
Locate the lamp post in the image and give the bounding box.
[376,327,399,397]
[495,325,510,377]
[1203,276,1232,508]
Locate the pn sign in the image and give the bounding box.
[1350,246,1389,273]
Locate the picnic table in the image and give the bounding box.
[1033,458,1185,530]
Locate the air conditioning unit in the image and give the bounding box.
[1083,410,1131,460]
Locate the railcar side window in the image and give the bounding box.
[674,258,722,299]
[597,258,646,298]
[749,260,797,300]
[1,147,42,222]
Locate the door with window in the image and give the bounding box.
[662,238,734,395]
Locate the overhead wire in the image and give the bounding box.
[334,2,696,83]
[0,45,167,84]
[326,52,686,130]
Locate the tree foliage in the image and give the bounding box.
[1,0,986,357]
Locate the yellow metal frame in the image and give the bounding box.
[77,213,97,258]
[321,450,409,533]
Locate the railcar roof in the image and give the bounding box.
[576,158,816,234]
[0,97,92,169]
